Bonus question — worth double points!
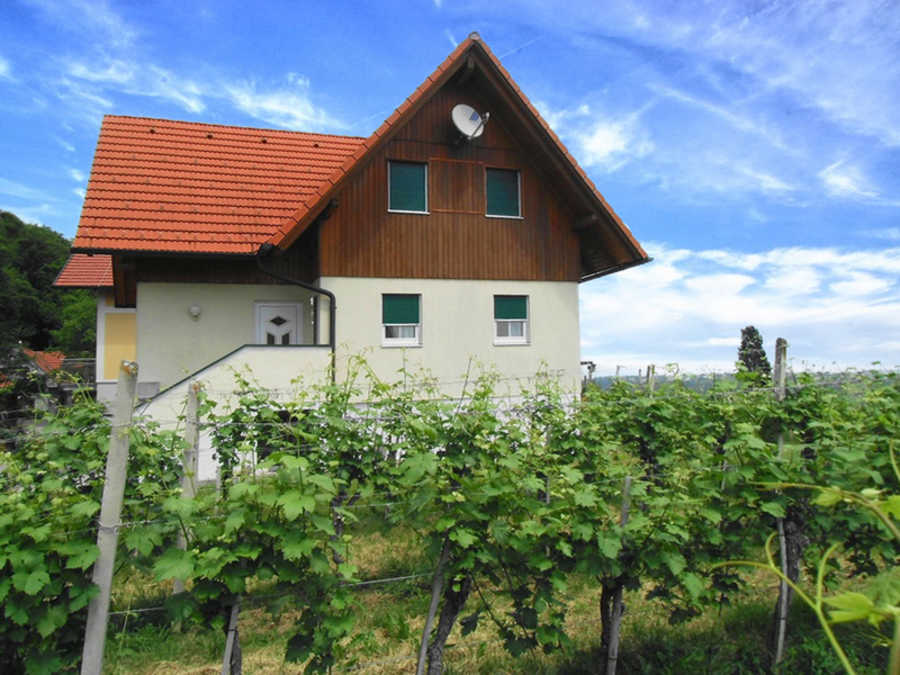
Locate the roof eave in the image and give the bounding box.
[70,246,257,259]
[580,256,653,283]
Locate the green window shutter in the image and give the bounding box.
[389,162,426,212]
[383,294,420,324]
[486,168,519,216]
[494,295,527,320]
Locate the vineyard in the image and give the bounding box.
[1,359,898,674]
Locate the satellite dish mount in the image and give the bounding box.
[451,104,489,145]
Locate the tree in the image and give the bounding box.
[50,291,96,357]
[0,211,71,351]
[738,326,771,381]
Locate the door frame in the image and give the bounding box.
[254,301,304,345]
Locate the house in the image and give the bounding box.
[0,349,66,430]
[56,33,649,433]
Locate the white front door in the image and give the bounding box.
[256,303,301,345]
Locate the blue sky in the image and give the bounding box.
[1,0,898,373]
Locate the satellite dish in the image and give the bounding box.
[451,104,489,142]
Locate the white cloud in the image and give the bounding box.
[764,267,820,295]
[286,72,310,88]
[705,337,740,347]
[830,272,892,297]
[0,177,51,201]
[60,54,345,128]
[819,160,880,200]
[144,66,205,113]
[736,166,794,193]
[28,0,138,48]
[72,187,85,199]
[68,168,85,182]
[580,242,900,373]
[67,59,134,84]
[863,227,900,241]
[0,202,56,225]
[224,80,344,131]
[683,273,756,295]
[0,55,11,80]
[444,29,457,48]
[63,58,206,114]
[56,138,76,152]
[575,109,654,171]
[56,78,114,110]
[649,83,789,152]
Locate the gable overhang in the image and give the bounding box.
[268,33,650,281]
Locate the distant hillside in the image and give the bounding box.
[591,372,737,392]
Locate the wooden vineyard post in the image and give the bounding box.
[81,361,138,675]
[606,475,632,675]
[221,598,242,675]
[646,364,656,393]
[417,540,451,675]
[773,338,789,665]
[174,381,201,595]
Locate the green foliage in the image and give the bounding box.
[0,394,183,673]
[0,211,72,351]
[50,290,96,357]
[2,361,898,673]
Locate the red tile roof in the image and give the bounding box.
[71,34,647,271]
[54,253,113,287]
[23,349,66,373]
[72,117,364,254]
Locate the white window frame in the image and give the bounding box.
[387,160,429,214]
[485,167,523,219]
[493,296,529,346]
[382,294,422,348]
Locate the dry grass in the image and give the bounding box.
[103,518,888,674]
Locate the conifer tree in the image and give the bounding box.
[738,325,771,379]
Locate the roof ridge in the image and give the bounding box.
[101,114,366,141]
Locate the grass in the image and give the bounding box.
[102,515,891,674]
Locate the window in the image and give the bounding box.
[486,168,520,217]
[382,293,421,346]
[494,295,528,345]
[388,161,427,213]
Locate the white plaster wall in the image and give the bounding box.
[321,276,581,396]
[138,345,332,481]
[136,283,317,390]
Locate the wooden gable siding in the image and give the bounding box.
[319,80,582,281]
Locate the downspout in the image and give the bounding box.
[255,242,337,383]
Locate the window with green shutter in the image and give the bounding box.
[486,168,520,217]
[494,295,528,344]
[388,161,427,213]
[382,293,421,346]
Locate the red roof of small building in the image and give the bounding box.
[23,349,66,373]
[54,253,113,287]
[72,118,364,254]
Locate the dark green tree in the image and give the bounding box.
[50,291,96,357]
[0,211,71,351]
[738,325,772,380]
